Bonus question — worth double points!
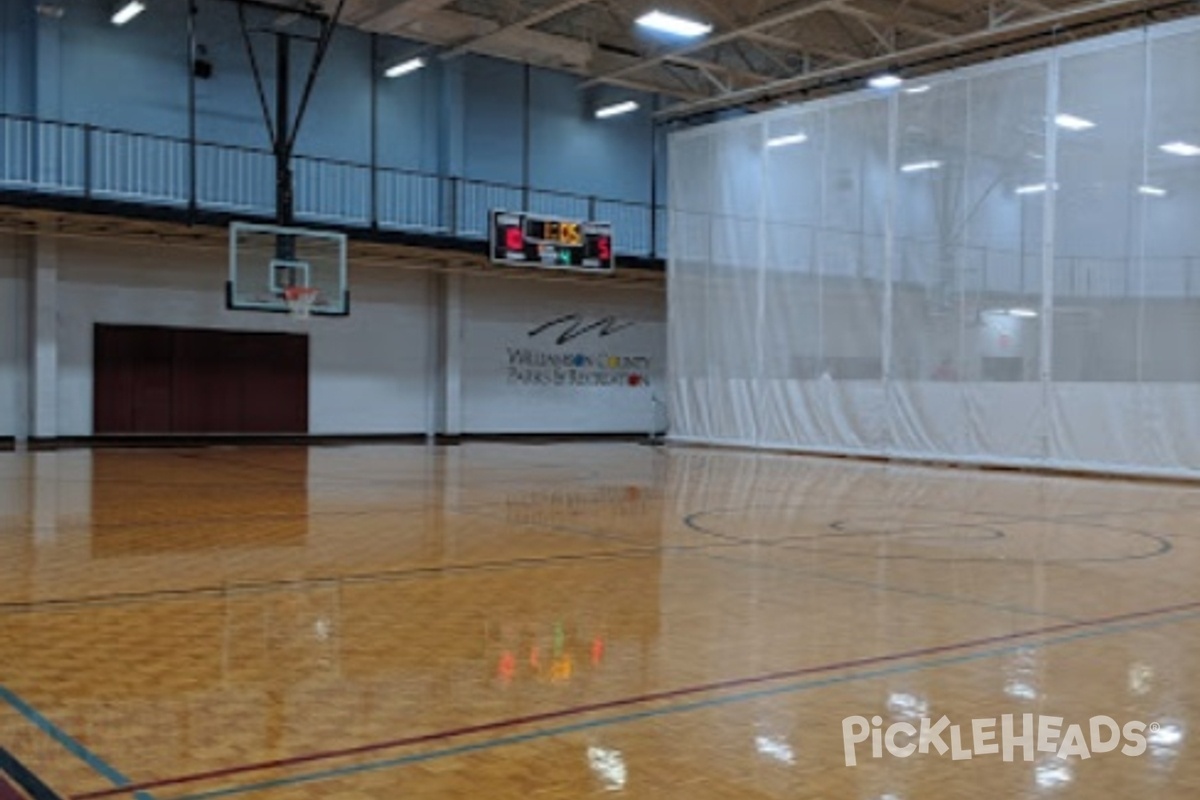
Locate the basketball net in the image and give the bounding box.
[283,286,320,320]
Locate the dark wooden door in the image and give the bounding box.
[94,325,173,433]
[93,324,308,435]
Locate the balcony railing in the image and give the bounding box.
[0,113,666,260]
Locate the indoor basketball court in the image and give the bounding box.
[3,0,1200,799]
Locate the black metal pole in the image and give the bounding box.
[187,0,198,218]
[83,125,93,199]
[650,111,659,259]
[521,63,531,212]
[276,32,295,261]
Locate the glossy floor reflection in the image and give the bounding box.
[1,443,1199,799]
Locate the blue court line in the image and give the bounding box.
[167,606,1200,800]
[0,686,153,800]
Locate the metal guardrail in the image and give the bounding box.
[0,112,667,259]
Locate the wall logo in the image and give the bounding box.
[509,313,651,388]
[527,314,636,345]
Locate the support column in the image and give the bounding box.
[28,235,58,441]
[443,273,464,439]
[1,236,28,442]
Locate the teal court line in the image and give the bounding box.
[166,606,1200,800]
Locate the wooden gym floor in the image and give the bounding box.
[1,442,1199,799]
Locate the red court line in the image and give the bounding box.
[73,598,1200,800]
[0,776,26,800]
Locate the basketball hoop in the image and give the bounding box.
[283,286,320,320]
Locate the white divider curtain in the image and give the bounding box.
[668,18,1200,478]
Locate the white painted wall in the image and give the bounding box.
[460,275,666,434]
[54,239,434,436]
[0,234,668,438]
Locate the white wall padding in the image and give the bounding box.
[668,18,1200,479]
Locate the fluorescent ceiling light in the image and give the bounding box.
[900,160,941,173]
[1054,113,1095,131]
[1015,182,1053,195]
[111,0,145,25]
[1138,185,1167,197]
[1009,308,1039,318]
[595,100,639,119]
[384,57,426,78]
[903,84,931,94]
[766,132,808,148]
[1160,141,1200,157]
[636,10,712,38]
[868,73,903,90]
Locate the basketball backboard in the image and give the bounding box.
[227,221,349,316]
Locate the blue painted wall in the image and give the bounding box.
[3,0,665,207]
[1,1,36,115]
[529,67,655,202]
[462,56,525,186]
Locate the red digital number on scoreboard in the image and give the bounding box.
[505,227,524,252]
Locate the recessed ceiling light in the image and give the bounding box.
[1054,113,1095,131]
[766,133,808,148]
[1138,185,1167,197]
[868,73,903,90]
[111,0,145,25]
[384,57,426,78]
[900,160,941,173]
[636,10,712,38]
[595,100,639,119]
[1160,141,1200,157]
[1009,308,1039,318]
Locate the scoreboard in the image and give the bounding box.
[489,210,615,273]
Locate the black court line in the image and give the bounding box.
[0,748,64,800]
[169,450,609,489]
[682,502,1181,565]
[5,465,1184,614]
[0,546,672,612]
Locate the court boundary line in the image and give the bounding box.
[0,512,1070,620]
[0,547,668,612]
[452,506,1078,620]
[72,598,1200,800]
[0,688,150,800]
[1,746,66,800]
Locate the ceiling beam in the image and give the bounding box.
[353,0,457,30]
[579,0,849,89]
[665,55,773,88]
[834,5,956,42]
[439,0,598,60]
[742,30,861,64]
[683,0,794,76]
[656,0,1167,120]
